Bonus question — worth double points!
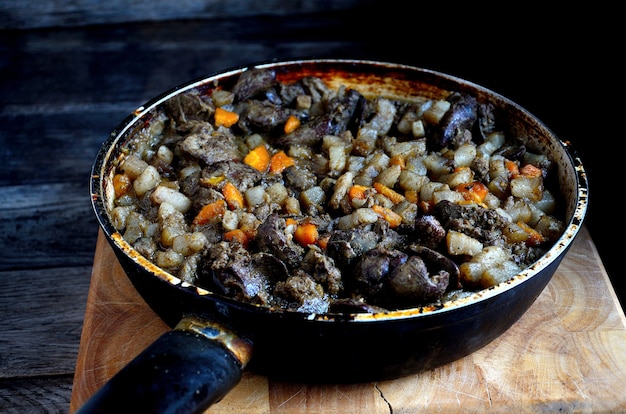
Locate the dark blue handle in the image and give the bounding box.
[76,327,246,413]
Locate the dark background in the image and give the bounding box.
[0,1,620,411]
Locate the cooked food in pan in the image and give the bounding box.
[107,68,565,313]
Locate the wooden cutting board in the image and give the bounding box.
[70,226,626,413]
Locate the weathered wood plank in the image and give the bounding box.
[0,376,74,414]
[0,184,98,270]
[0,0,368,30]
[0,266,91,377]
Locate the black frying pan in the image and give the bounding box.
[80,59,588,413]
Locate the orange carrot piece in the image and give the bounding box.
[455,181,489,203]
[285,217,298,227]
[404,190,419,204]
[243,145,270,173]
[294,222,319,246]
[214,107,239,128]
[349,185,369,200]
[373,182,405,204]
[192,199,227,225]
[389,155,406,169]
[112,173,132,198]
[372,205,402,228]
[284,115,301,134]
[517,221,545,246]
[519,163,543,178]
[505,160,519,177]
[222,181,244,210]
[348,185,369,200]
[269,150,295,174]
[224,229,249,247]
[317,233,330,250]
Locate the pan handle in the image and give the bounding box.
[75,315,253,413]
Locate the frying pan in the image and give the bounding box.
[81,59,588,413]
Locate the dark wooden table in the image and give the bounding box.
[0,3,621,412]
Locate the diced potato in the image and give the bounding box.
[110,205,135,230]
[172,232,208,256]
[156,249,184,269]
[396,110,418,135]
[432,189,464,205]
[481,260,522,287]
[412,120,426,138]
[393,200,418,225]
[423,153,451,178]
[284,196,301,215]
[156,145,174,165]
[133,165,160,196]
[483,192,501,209]
[120,154,149,179]
[150,185,191,213]
[211,89,235,107]
[478,131,506,156]
[299,186,326,209]
[447,231,483,256]
[488,155,508,180]
[375,164,402,188]
[222,210,239,231]
[244,185,268,208]
[459,245,513,287]
[328,145,347,175]
[404,154,428,175]
[387,140,426,158]
[534,214,565,242]
[502,222,530,244]
[398,170,429,192]
[329,171,354,209]
[423,99,451,125]
[510,175,543,201]
[337,208,379,230]
[266,182,289,205]
[439,166,474,188]
[420,181,448,203]
[533,189,557,215]
[504,198,533,223]
[453,143,477,168]
[488,175,509,199]
[246,133,266,151]
[347,156,365,172]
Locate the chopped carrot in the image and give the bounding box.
[389,155,406,169]
[239,225,257,241]
[214,107,239,128]
[317,233,330,250]
[224,229,249,247]
[199,175,225,187]
[404,190,419,204]
[505,160,519,177]
[519,163,543,178]
[269,150,295,174]
[419,200,433,214]
[517,221,545,246]
[243,144,270,173]
[112,173,132,198]
[294,222,319,246]
[373,182,405,204]
[222,181,244,210]
[372,205,402,228]
[192,200,227,225]
[455,181,489,203]
[284,115,301,134]
[348,185,369,200]
[285,217,298,227]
